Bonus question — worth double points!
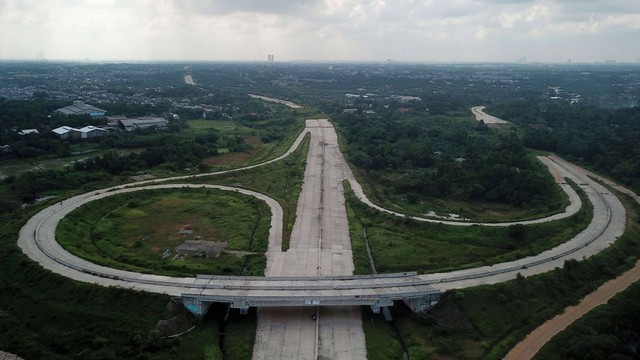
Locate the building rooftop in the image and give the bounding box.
[18,129,39,135]
[52,126,75,135]
[56,101,107,116]
[78,126,107,133]
[119,117,169,131]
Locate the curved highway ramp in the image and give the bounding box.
[17,116,628,360]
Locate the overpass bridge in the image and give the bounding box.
[181,272,441,316]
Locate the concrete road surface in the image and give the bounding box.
[254,119,365,360]
[249,94,303,109]
[471,105,509,124]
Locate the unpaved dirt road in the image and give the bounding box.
[505,261,640,360]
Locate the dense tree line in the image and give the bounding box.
[0,98,68,131]
[487,100,640,193]
[100,100,173,117]
[0,130,250,214]
[336,111,557,207]
[3,169,113,204]
[73,132,225,175]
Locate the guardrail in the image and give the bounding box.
[30,177,614,299]
[195,272,418,281]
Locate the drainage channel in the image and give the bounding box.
[219,258,251,358]
[382,307,410,360]
[363,221,408,359]
[218,305,231,359]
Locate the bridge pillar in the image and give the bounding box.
[404,292,442,313]
[232,299,250,315]
[182,297,212,317]
[370,298,393,314]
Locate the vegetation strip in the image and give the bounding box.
[346,180,592,274]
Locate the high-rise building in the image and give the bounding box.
[267,54,274,62]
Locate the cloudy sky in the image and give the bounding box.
[1,0,639,63]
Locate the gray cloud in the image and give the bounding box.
[174,0,323,16]
[0,0,638,62]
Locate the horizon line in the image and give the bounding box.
[1,59,639,66]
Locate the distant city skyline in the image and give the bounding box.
[1,0,639,63]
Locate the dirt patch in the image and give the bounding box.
[537,156,566,183]
[129,174,156,181]
[174,240,227,257]
[225,249,255,257]
[202,136,264,166]
[244,136,262,147]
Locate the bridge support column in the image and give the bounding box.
[182,297,212,318]
[404,292,442,313]
[371,298,393,314]
[232,299,250,315]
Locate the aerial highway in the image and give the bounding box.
[471,105,510,124]
[18,113,628,359]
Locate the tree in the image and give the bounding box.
[507,224,526,240]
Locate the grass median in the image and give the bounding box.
[57,188,271,277]
[346,181,592,275]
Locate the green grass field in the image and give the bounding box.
[186,119,253,135]
[346,181,592,275]
[57,188,271,277]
